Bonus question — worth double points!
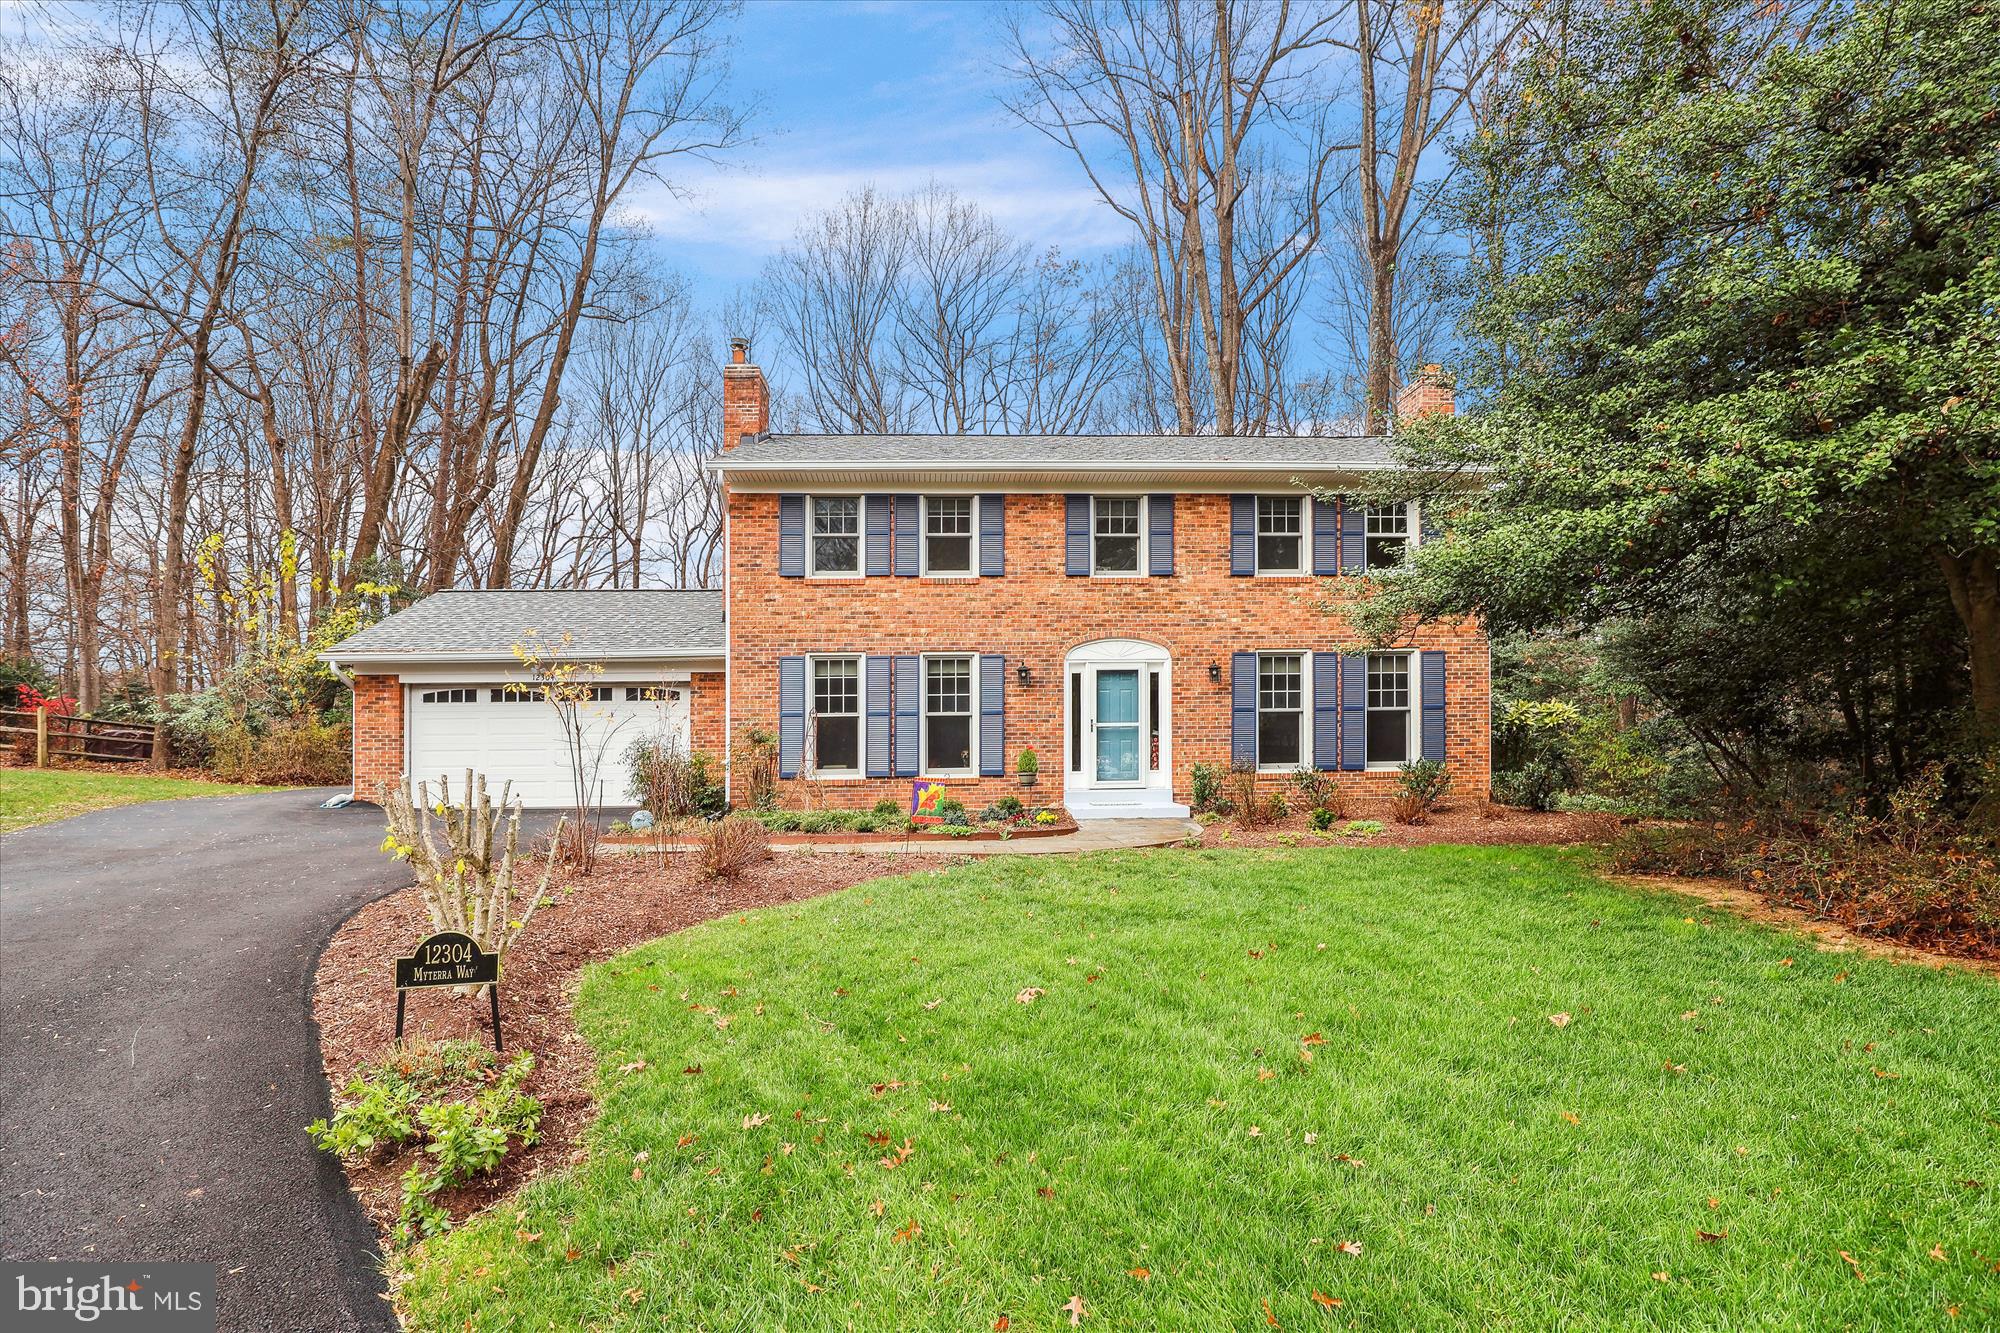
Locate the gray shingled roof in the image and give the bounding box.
[322,589,723,661]
[715,433,1396,469]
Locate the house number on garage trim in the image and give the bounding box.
[393,931,504,1050]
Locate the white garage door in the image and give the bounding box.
[405,682,692,809]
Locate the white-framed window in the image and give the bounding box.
[1366,503,1413,569]
[1255,496,1306,574]
[1092,496,1143,574]
[922,654,975,775]
[1256,653,1305,769]
[422,688,478,704]
[1366,652,1414,766]
[809,495,861,575]
[809,655,861,775]
[624,685,682,703]
[922,496,975,575]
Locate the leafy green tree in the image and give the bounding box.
[1376,0,2000,788]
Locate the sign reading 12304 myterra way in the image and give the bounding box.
[393,931,505,1049]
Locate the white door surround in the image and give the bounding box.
[1062,639,1189,821]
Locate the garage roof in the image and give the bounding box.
[321,589,724,664]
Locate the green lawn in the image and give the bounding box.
[397,847,2000,1330]
[0,767,284,833]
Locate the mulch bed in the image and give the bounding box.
[1191,799,1625,849]
[311,848,934,1238]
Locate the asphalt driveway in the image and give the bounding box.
[0,788,404,1332]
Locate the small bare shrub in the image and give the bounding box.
[1606,824,1736,876]
[1480,800,1508,822]
[1227,763,1271,829]
[1389,789,1431,825]
[700,815,771,880]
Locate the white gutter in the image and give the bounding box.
[317,648,725,667]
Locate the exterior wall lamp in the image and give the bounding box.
[1016,662,1032,687]
[1208,663,1222,683]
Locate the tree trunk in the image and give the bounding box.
[1934,545,2000,740]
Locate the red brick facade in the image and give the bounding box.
[723,489,1490,811]
[351,673,404,802]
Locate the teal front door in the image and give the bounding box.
[1093,668,1142,784]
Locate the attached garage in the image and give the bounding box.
[322,590,726,809]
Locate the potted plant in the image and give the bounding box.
[1016,747,1039,787]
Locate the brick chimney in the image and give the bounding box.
[722,337,768,449]
[1394,364,1454,421]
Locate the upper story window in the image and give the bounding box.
[1256,653,1304,768]
[810,656,860,774]
[1092,497,1142,574]
[1366,503,1412,569]
[810,497,860,575]
[1256,496,1305,573]
[1366,652,1413,765]
[923,496,974,575]
[923,655,975,774]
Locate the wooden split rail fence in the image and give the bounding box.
[0,708,159,766]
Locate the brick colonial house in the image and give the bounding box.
[325,341,1488,818]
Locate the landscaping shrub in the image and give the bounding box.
[872,797,902,817]
[1290,766,1348,820]
[307,1040,542,1248]
[1391,759,1452,825]
[980,795,1024,823]
[1606,824,1738,877]
[737,727,779,810]
[381,773,564,963]
[1226,763,1267,827]
[625,733,727,821]
[1191,762,1228,814]
[699,815,771,880]
[1307,807,1334,832]
[246,719,350,784]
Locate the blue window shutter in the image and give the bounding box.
[1311,495,1339,576]
[892,655,920,776]
[979,654,1005,776]
[1312,652,1339,770]
[1229,495,1255,576]
[1338,498,1366,573]
[778,656,805,778]
[865,656,892,777]
[1339,654,1367,771]
[979,495,1005,576]
[1148,494,1174,575]
[893,495,918,576]
[1421,650,1447,761]
[865,495,892,576]
[778,495,805,577]
[1065,495,1090,576]
[1230,652,1257,767]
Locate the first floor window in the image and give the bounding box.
[924,656,974,773]
[1257,654,1303,768]
[1093,497,1140,573]
[811,496,860,574]
[811,657,860,773]
[924,496,974,574]
[1366,503,1411,569]
[1256,496,1304,572]
[1367,653,1412,764]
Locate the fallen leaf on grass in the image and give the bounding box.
[869,1199,885,1217]
[1872,1068,1900,1080]
[1303,1132,1319,1145]
[1258,1067,1276,1081]
[994,1318,1010,1331]
[633,1150,650,1164]
[514,1229,542,1243]
[923,998,944,1010]
[1016,987,1046,1005]
[1839,1251,1866,1281]
[1706,1197,1720,1209]
[1062,1293,1087,1325]
[743,1112,771,1129]
[1127,1267,1150,1280]
[1247,1126,1263,1138]
[682,1064,702,1076]
[1681,1010,1699,1021]
[1696,1229,1727,1242]
[894,1220,922,1244]
[564,1246,581,1261]
[930,1100,953,1113]
[879,1138,915,1170]
[1336,1240,1363,1256]
[1264,1297,1281,1326]
[1560,1111,1581,1126]
[1651,1272,1669,1283]
[1311,1290,1342,1308]
[1548,1013,1571,1028]
[617,1058,647,1074]
[1931,1244,1948,1261]
[676,1133,697,1148]
[630,1166,644,1181]
[623,1287,645,1304]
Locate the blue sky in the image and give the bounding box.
[627,1,1128,308]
